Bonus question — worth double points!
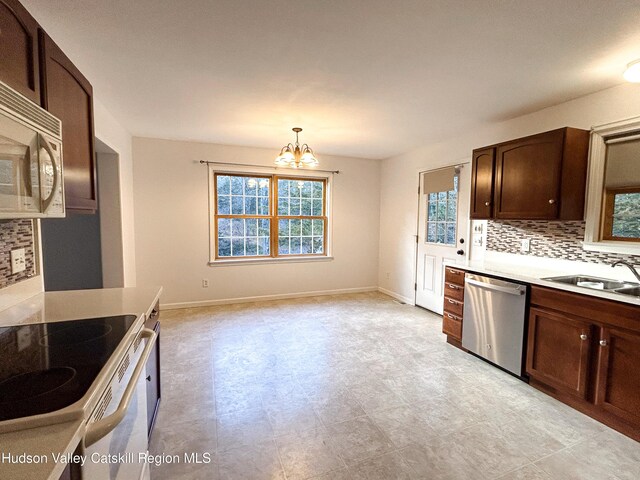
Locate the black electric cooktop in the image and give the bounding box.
[0,315,137,422]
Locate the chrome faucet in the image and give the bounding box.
[611,261,640,283]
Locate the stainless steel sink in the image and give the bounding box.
[613,286,640,297]
[542,275,637,291]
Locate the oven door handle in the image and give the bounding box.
[84,328,157,448]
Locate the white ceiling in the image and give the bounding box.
[22,0,640,159]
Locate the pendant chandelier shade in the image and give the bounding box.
[275,127,319,168]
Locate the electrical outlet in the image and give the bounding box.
[521,239,531,253]
[10,248,26,274]
[202,279,209,288]
[472,235,483,247]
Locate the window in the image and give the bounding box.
[425,175,458,245]
[602,187,640,241]
[212,173,328,260]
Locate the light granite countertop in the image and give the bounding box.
[0,286,162,480]
[444,259,640,307]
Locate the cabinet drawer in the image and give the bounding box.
[444,267,465,286]
[444,282,464,301]
[444,296,463,317]
[443,313,462,340]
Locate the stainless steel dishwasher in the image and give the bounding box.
[462,273,528,376]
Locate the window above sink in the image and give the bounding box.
[583,116,640,254]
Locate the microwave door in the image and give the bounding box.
[38,133,64,216]
[0,121,41,216]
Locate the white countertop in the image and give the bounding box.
[445,259,640,307]
[0,286,162,480]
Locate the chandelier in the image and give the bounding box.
[275,127,318,168]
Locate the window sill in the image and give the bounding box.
[582,241,640,255]
[208,256,334,267]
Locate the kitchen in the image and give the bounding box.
[1,1,640,479]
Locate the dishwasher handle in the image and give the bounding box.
[466,277,525,295]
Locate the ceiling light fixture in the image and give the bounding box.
[623,59,640,83]
[275,127,319,168]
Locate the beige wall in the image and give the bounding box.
[378,82,640,303]
[132,137,381,306]
[93,98,137,287]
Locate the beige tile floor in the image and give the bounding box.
[149,292,640,480]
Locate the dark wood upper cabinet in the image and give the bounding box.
[471,127,589,220]
[39,31,97,212]
[469,147,495,219]
[526,306,592,399]
[0,0,40,103]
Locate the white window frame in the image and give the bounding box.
[583,115,640,255]
[207,164,334,265]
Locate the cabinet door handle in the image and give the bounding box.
[484,201,491,206]
[548,199,555,204]
[447,283,458,290]
[580,334,588,341]
[599,339,608,346]
[448,299,456,304]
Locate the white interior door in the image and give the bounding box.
[415,164,470,313]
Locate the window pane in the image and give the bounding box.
[427,201,436,221]
[447,199,457,222]
[231,176,243,195]
[279,219,289,236]
[244,196,257,215]
[301,199,312,216]
[427,222,436,242]
[258,197,269,215]
[259,219,270,236]
[437,223,445,243]
[312,219,324,236]
[300,182,312,198]
[218,238,231,257]
[436,201,446,221]
[313,237,324,254]
[244,177,257,195]
[301,236,312,254]
[438,191,447,201]
[278,179,290,197]
[218,218,231,237]
[231,238,245,256]
[278,197,289,215]
[290,198,301,216]
[301,219,312,235]
[428,193,437,202]
[312,199,323,216]
[246,218,257,236]
[312,182,323,198]
[278,236,289,254]
[246,237,257,256]
[612,192,640,238]
[446,222,456,245]
[290,237,301,254]
[217,175,231,195]
[258,236,270,255]
[290,219,301,236]
[217,195,230,215]
[231,196,244,214]
[231,218,244,236]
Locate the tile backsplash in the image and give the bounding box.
[0,219,36,289]
[486,220,640,265]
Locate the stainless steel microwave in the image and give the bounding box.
[0,80,64,219]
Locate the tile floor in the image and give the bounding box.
[149,292,640,480]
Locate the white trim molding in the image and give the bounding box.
[377,287,416,306]
[584,115,640,254]
[161,286,378,310]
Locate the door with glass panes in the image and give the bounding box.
[415,165,470,313]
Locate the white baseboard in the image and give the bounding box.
[161,286,379,310]
[377,287,415,305]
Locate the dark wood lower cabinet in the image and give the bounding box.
[442,267,465,348]
[526,307,592,399]
[527,286,640,442]
[145,303,161,439]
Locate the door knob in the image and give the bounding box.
[456,249,464,255]
[548,199,555,204]
[580,334,587,341]
[599,340,608,346]
[484,201,491,206]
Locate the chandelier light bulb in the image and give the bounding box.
[623,59,640,83]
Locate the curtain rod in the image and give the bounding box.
[199,160,340,174]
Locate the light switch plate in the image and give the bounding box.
[521,239,531,253]
[10,248,26,274]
